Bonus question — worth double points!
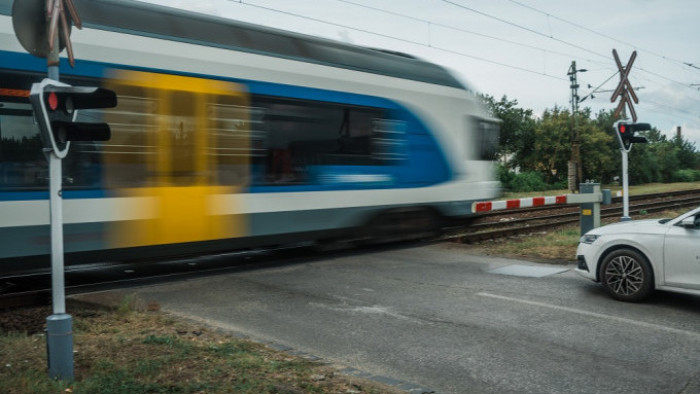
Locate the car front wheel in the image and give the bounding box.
[600,249,654,302]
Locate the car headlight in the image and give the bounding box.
[579,234,600,244]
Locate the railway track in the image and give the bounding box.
[447,189,700,243]
[0,248,289,310]
[3,189,699,309]
[0,244,376,309]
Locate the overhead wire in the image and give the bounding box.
[228,0,569,81]
[439,0,700,96]
[506,0,700,74]
[223,0,698,123]
[438,0,610,60]
[333,0,610,67]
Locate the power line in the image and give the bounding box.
[438,0,700,96]
[579,70,619,102]
[506,0,700,74]
[333,0,610,67]
[439,0,610,60]
[220,0,700,123]
[228,0,568,81]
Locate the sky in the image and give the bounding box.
[138,0,700,147]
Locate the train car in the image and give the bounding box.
[0,0,500,272]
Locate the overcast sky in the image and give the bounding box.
[139,0,700,147]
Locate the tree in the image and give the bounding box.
[482,94,700,187]
[532,107,571,182]
[673,135,700,170]
[479,94,536,170]
[578,108,615,183]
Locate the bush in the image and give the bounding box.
[496,164,515,186]
[508,171,549,192]
[671,169,700,182]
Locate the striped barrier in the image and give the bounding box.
[471,185,607,235]
[472,195,568,213]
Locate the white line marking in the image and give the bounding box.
[477,292,700,339]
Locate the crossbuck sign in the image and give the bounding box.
[611,49,639,122]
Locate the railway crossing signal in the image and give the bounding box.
[14,0,98,382]
[611,49,639,122]
[613,121,651,221]
[614,121,649,152]
[28,78,115,380]
[29,78,116,158]
[12,0,82,67]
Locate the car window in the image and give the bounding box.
[668,207,700,223]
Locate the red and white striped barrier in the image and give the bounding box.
[472,195,568,213]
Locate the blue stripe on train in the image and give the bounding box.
[1,50,452,199]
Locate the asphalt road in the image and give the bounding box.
[125,243,700,394]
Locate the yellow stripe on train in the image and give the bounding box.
[103,70,250,248]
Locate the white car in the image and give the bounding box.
[576,205,700,302]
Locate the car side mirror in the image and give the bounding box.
[679,216,699,229]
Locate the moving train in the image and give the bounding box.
[0,0,500,273]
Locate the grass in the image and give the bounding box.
[0,302,402,394]
[465,208,689,262]
[480,182,699,262]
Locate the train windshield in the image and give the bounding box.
[473,118,500,161]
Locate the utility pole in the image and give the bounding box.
[567,61,586,193]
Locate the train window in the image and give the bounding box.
[0,72,47,191]
[208,102,257,186]
[0,101,47,191]
[473,118,500,161]
[101,92,157,189]
[250,96,388,185]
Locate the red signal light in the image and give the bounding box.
[47,92,59,111]
[619,124,626,134]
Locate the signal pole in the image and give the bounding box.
[45,0,71,381]
[13,0,84,381]
[567,61,586,193]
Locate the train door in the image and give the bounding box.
[104,71,250,248]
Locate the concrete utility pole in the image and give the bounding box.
[567,61,586,193]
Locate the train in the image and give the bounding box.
[0,0,500,273]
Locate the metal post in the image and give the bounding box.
[46,149,74,381]
[48,155,65,314]
[567,61,586,193]
[621,149,631,221]
[579,183,601,235]
[45,6,74,380]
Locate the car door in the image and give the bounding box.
[663,212,700,289]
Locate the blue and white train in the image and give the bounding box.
[0,0,500,272]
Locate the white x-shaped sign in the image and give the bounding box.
[46,0,82,67]
[610,49,639,121]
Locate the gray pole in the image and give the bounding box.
[568,61,584,193]
[45,2,74,381]
[620,149,631,221]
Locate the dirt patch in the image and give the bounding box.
[0,304,52,335]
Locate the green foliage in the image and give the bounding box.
[480,94,536,168]
[497,166,559,192]
[142,335,178,347]
[672,169,700,182]
[509,171,549,192]
[496,163,515,186]
[482,96,700,187]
